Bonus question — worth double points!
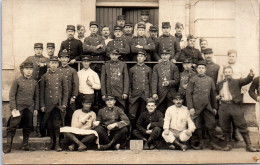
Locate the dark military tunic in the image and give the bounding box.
[249,76,260,101]
[152,61,180,105]
[123,34,133,44]
[129,64,152,104]
[101,61,129,107]
[106,37,130,61]
[180,46,203,65]
[150,36,159,61]
[130,36,155,61]
[59,38,83,61]
[178,69,197,96]
[157,35,181,61]
[205,61,220,84]
[40,69,69,127]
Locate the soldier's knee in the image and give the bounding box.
[153,127,162,133]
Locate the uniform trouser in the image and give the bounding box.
[47,107,63,130]
[218,103,248,135]
[7,108,33,138]
[132,127,162,141]
[76,93,95,110]
[65,104,76,127]
[193,108,216,130]
[156,97,174,115]
[95,125,128,145]
[162,129,192,143]
[128,98,146,125]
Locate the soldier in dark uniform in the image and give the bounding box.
[204,48,220,84]
[216,67,259,152]
[199,38,208,59]
[83,21,106,75]
[123,22,134,43]
[117,15,126,28]
[186,61,222,150]
[133,10,153,37]
[58,52,79,126]
[106,26,130,61]
[59,25,83,70]
[4,62,39,153]
[101,49,129,111]
[132,98,163,150]
[130,23,155,61]
[149,26,159,61]
[156,22,181,63]
[152,48,180,114]
[76,24,86,43]
[94,95,130,150]
[180,34,203,67]
[46,43,55,58]
[40,56,69,151]
[128,50,152,128]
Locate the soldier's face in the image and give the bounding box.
[149,31,157,38]
[223,68,233,79]
[183,63,192,70]
[23,67,33,77]
[114,30,123,38]
[101,27,110,37]
[137,28,145,36]
[49,61,59,71]
[117,20,125,27]
[173,98,183,108]
[105,99,116,108]
[82,60,90,69]
[137,54,146,63]
[110,54,119,61]
[82,103,92,112]
[77,27,86,36]
[141,15,149,22]
[196,65,206,74]
[175,26,184,34]
[34,48,43,56]
[228,53,237,64]
[161,54,170,61]
[124,26,133,34]
[66,30,75,39]
[204,53,213,61]
[59,57,69,65]
[146,102,156,113]
[200,41,208,50]
[162,27,171,35]
[90,25,98,34]
[47,47,55,56]
[188,39,196,47]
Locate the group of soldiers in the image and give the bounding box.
[4,10,260,153]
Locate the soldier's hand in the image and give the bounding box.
[107,123,117,130]
[189,108,195,116]
[163,81,169,86]
[164,129,169,135]
[147,123,151,130]
[186,130,192,136]
[70,97,76,104]
[69,59,76,64]
[171,59,177,63]
[96,44,103,49]
[146,130,152,135]
[216,95,222,100]
[257,96,260,102]
[33,110,38,117]
[41,107,46,112]
[249,69,254,76]
[93,121,100,127]
[241,86,248,94]
[212,109,217,115]
[152,94,158,101]
[183,84,188,89]
[39,62,46,67]
[135,45,143,49]
[158,59,163,63]
[86,80,93,87]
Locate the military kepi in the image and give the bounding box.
[137,23,146,29]
[203,48,213,54]
[125,22,133,27]
[47,43,55,48]
[174,93,183,99]
[66,25,75,31]
[59,52,69,58]
[109,49,120,56]
[81,55,90,61]
[183,58,192,63]
[149,26,158,32]
[197,60,206,66]
[89,21,98,27]
[23,62,33,68]
[34,43,43,49]
[117,15,125,20]
[162,22,171,28]
[114,26,122,31]
[49,56,59,61]
[161,48,170,54]
[103,95,115,101]
[141,10,149,15]
[137,50,147,56]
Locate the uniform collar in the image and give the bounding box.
[34,54,44,58]
[23,75,32,79]
[60,64,69,68]
[67,37,75,41]
[48,69,57,74]
[137,63,145,66]
[162,61,170,65]
[187,45,194,49]
[198,74,205,77]
[138,35,145,38]
[175,33,182,40]
[90,33,98,37]
[114,37,122,41]
[107,106,115,111]
[163,34,170,37]
[206,60,213,64]
[110,60,119,63]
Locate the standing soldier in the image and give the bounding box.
[59,25,83,70]
[174,22,187,49]
[83,21,106,75]
[58,52,79,126]
[117,15,126,28]
[152,49,180,114]
[101,49,129,110]
[204,48,220,84]
[148,26,159,61]
[76,24,86,43]
[180,34,203,67]
[216,67,259,152]
[101,25,113,46]
[123,22,134,43]
[40,56,68,151]
[157,22,181,63]
[186,61,222,150]
[46,43,55,58]
[107,26,130,61]
[133,10,153,37]
[199,38,208,59]
[4,62,39,153]
[130,23,155,61]
[128,50,152,127]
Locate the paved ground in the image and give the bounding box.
[3,148,260,164]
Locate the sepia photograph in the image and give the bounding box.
[1,0,260,164]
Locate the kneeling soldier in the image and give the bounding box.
[162,93,195,151]
[94,95,130,150]
[132,98,163,150]
[216,66,259,152]
[4,62,39,153]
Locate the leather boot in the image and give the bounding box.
[65,133,86,152]
[99,138,116,150]
[49,130,56,150]
[173,139,187,151]
[55,129,62,152]
[21,135,30,151]
[241,133,260,152]
[222,134,232,151]
[191,129,204,150]
[208,130,222,150]
[3,135,14,154]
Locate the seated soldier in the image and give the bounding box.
[94,95,130,150]
[60,97,98,152]
[132,98,163,150]
[162,93,196,151]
